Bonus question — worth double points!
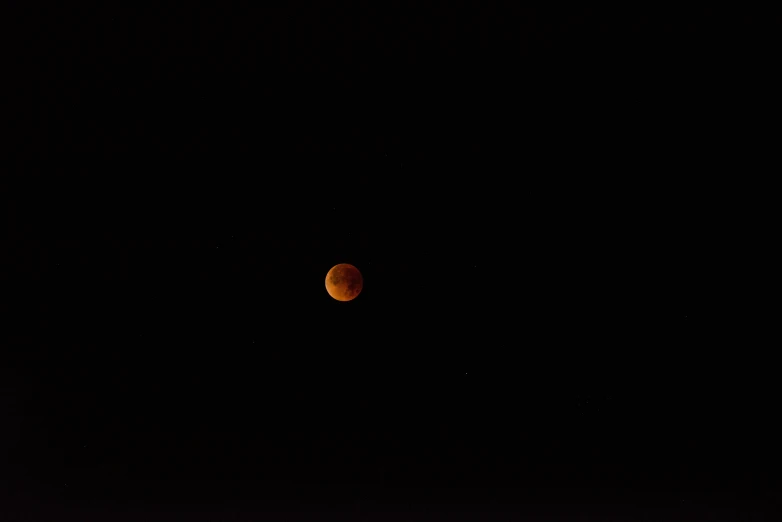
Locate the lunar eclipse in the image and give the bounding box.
[326,263,363,302]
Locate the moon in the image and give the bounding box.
[325,264,363,302]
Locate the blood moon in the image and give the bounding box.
[325,263,363,302]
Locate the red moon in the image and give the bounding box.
[325,264,363,302]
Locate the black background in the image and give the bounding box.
[3,4,777,521]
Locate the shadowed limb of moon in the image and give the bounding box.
[326,264,363,302]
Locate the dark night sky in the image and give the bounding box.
[2,4,777,521]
